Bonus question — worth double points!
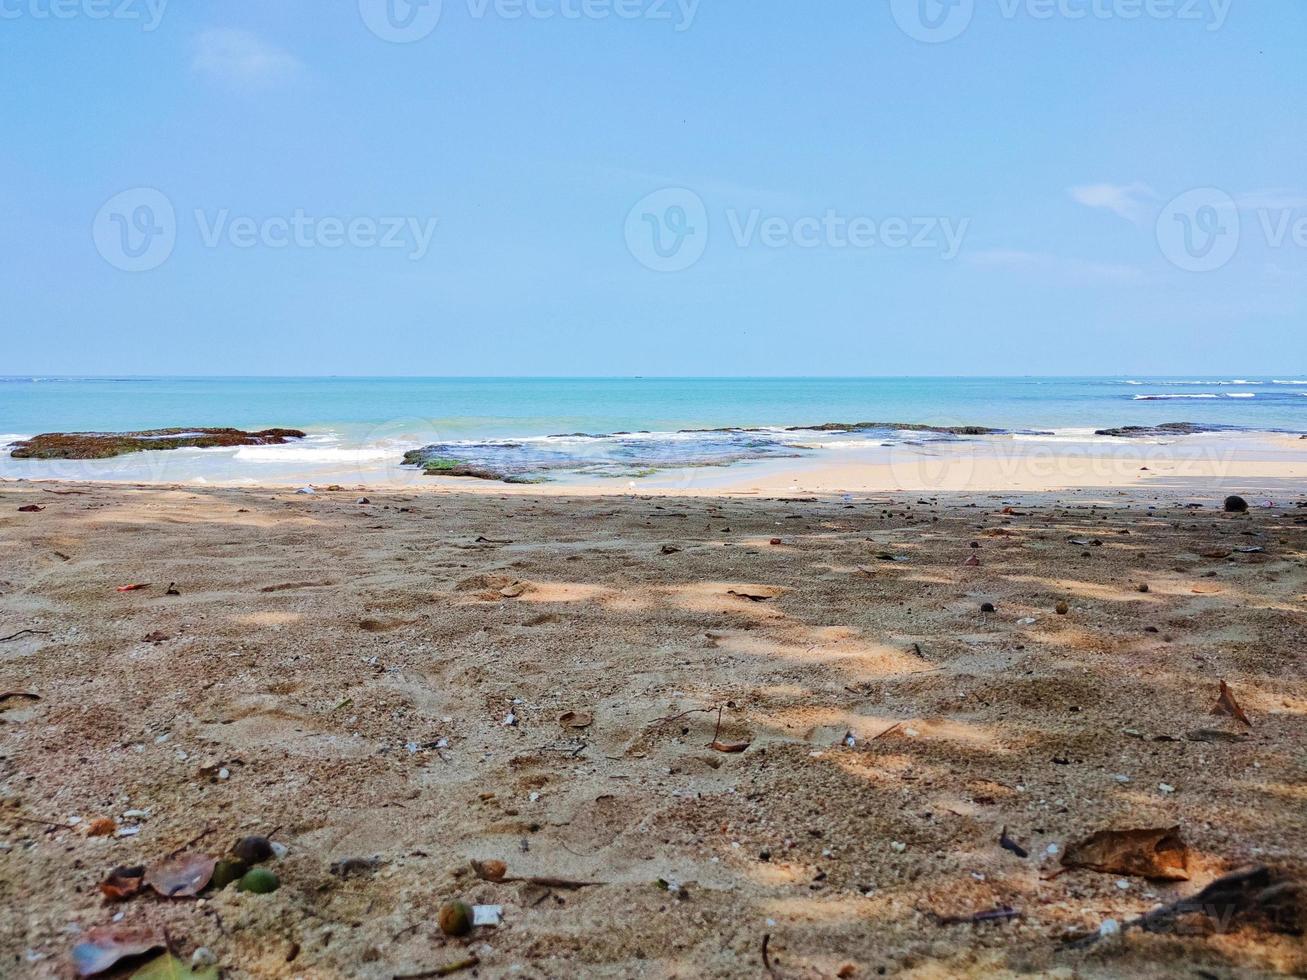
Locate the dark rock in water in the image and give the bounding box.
[1094,422,1225,439]
[786,421,1000,436]
[1224,495,1249,513]
[10,428,305,460]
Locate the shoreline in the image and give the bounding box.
[3,428,1305,497]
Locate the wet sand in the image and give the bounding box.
[1,482,1304,978]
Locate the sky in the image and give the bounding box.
[1,0,1305,376]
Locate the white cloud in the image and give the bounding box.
[193,29,306,91]
[1068,182,1157,223]
[968,248,1144,285]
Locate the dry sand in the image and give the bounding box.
[1,481,1305,978]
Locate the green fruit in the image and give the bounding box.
[438,901,473,937]
[237,867,280,894]
[211,858,248,890]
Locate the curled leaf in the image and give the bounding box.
[99,865,146,901]
[71,927,161,977]
[144,852,216,898]
[710,741,750,754]
[1212,680,1252,727]
[1062,826,1189,881]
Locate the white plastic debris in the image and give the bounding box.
[1017,617,1037,626]
[296,487,316,495]
[1112,774,1131,783]
[1116,879,1130,891]
[1098,917,1120,937]
[890,841,907,853]
[192,947,218,968]
[1158,783,1175,794]
[217,768,230,780]
[115,826,141,838]
[472,905,502,927]
[270,841,288,859]
[502,711,517,727]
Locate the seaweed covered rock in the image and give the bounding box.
[10,428,306,460]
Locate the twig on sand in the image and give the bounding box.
[762,933,781,977]
[0,630,51,643]
[394,955,480,979]
[871,721,904,741]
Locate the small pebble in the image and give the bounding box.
[192,948,218,968]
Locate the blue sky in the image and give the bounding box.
[2,0,1304,376]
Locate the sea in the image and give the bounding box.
[2,376,1305,486]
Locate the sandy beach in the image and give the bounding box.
[1,479,1304,978]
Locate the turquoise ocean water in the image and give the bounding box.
[2,376,1304,484]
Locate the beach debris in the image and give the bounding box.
[144,852,217,898]
[231,835,274,864]
[129,952,218,980]
[472,904,503,927]
[660,544,682,555]
[142,632,169,644]
[499,581,527,598]
[330,856,383,878]
[710,739,751,753]
[1137,582,1150,593]
[0,689,41,703]
[438,900,474,937]
[932,906,1021,926]
[1224,495,1249,513]
[17,504,44,512]
[979,602,996,613]
[471,858,508,883]
[999,826,1028,858]
[86,817,117,837]
[211,859,246,890]
[165,583,181,596]
[396,956,481,979]
[357,497,370,504]
[1061,826,1189,881]
[559,711,593,730]
[962,555,981,567]
[295,486,316,495]
[1185,728,1250,743]
[71,927,162,978]
[238,867,280,893]
[0,629,51,643]
[1016,617,1037,626]
[769,538,782,545]
[99,865,146,901]
[727,588,776,602]
[116,583,150,592]
[1212,680,1252,727]
[1055,601,1069,615]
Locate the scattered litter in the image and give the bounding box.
[472,904,502,927]
[295,487,316,495]
[1061,825,1189,881]
[999,826,1028,859]
[71,927,162,978]
[116,583,150,592]
[1212,679,1252,727]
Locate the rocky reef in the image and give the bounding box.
[9,428,307,460]
[1093,422,1227,439]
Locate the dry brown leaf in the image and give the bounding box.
[559,711,593,730]
[1061,825,1189,881]
[710,741,750,753]
[85,817,116,837]
[71,926,161,976]
[99,865,145,901]
[1212,680,1252,727]
[116,583,150,592]
[143,852,217,898]
[472,859,508,882]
